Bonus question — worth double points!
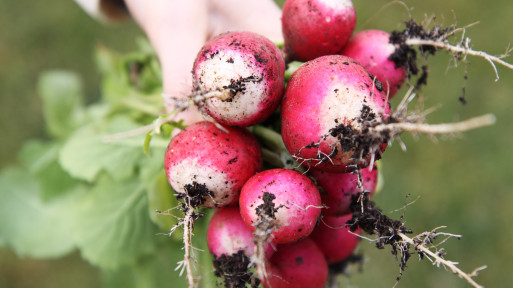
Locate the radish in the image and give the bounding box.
[310,165,378,216]
[164,121,262,208]
[207,207,274,259]
[192,31,285,127]
[341,30,407,97]
[281,0,356,62]
[281,55,391,172]
[310,214,360,264]
[239,168,322,244]
[261,238,328,288]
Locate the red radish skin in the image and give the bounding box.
[341,30,407,97]
[207,207,274,259]
[192,31,285,127]
[282,0,356,62]
[310,214,360,264]
[239,169,322,244]
[281,55,391,172]
[164,121,262,208]
[311,165,378,216]
[261,238,328,288]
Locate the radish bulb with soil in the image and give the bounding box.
[208,207,274,288]
[281,55,391,172]
[164,121,262,208]
[239,168,322,244]
[192,31,286,127]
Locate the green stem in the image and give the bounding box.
[250,125,304,172]
[261,148,286,168]
[250,125,286,152]
[118,95,161,116]
[284,61,304,81]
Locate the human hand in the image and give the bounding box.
[124,0,283,125]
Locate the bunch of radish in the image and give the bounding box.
[163,0,410,287]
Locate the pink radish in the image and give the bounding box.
[192,31,285,127]
[261,238,328,288]
[310,165,378,216]
[310,214,360,264]
[164,121,262,208]
[281,55,391,172]
[341,30,407,97]
[239,168,322,244]
[281,0,356,62]
[207,207,274,259]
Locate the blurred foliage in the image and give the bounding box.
[1,0,513,288]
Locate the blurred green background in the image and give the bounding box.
[1,0,512,287]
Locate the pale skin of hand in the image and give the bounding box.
[124,0,283,125]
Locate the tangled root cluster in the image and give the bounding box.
[347,193,413,276]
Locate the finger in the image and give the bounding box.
[124,0,208,123]
[124,1,208,97]
[209,0,283,42]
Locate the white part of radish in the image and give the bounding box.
[318,0,353,10]
[275,209,291,227]
[196,50,266,123]
[219,233,247,256]
[319,81,380,136]
[167,158,234,207]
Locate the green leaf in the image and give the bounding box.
[102,241,187,288]
[19,140,78,201]
[38,70,84,139]
[138,147,179,235]
[146,171,178,233]
[0,167,84,258]
[59,117,144,182]
[143,120,184,157]
[161,120,186,136]
[95,45,132,104]
[73,174,156,269]
[95,44,163,107]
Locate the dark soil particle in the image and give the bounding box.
[254,53,267,64]
[417,65,429,87]
[389,19,455,89]
[213,250,260,288]
[328,118,386,161]
[210,50,220,59]
[255,192,280,219]
[305,142,320,149]
[316,103,397,167]
[375,79,384,92]
[358,105,376,124]
[368,73,384,92]
[222,75,263,99]
[179,181,214,208]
